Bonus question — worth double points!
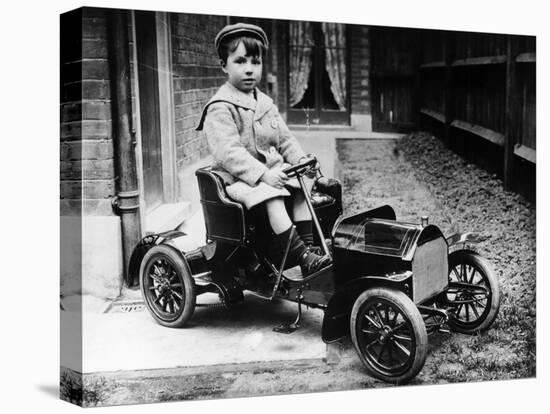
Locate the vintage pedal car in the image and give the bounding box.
[129,157,501,383]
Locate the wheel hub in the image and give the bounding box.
[379,326,392,343]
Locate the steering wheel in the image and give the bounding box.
[282,156,318,178]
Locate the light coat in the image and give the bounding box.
[196,82,306,208]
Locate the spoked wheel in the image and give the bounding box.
[139,245,196,328]
[442,250,500,334]
[350,288,428,384]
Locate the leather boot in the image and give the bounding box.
[295,220,314,246]
[267,226,295,271]
[286,226,332,276]
[269,226,331,276]
[295,220,325,256]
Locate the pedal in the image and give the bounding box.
[273,322,299,334]
[273,295,303,333]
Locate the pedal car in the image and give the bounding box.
[129,156,501,383]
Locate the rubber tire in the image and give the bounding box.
[140,245,196,328]
[446,250,500,334]
[350,288,428,384]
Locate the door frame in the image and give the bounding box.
[131,11,177,233]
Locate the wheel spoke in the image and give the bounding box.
[365,339,380,353]
[392,334,412,342]
[154,294,163,305]
[148,286,158,291]
[460,263,468,282]
[389,320,407,334]
[373,307,385,327]
[148,273,162,284]
[470,302,480,319]
[471,296,487,306]
[383,305,390,325]
[152,263,162,277]
[361,328,377,334]
[161,297,168,312]
[465,302,471,320]
[172,291,183,302]
[170,283,183,289]
[390,310,398,327]
[468,267,476,284]
[456,303,464,317]
[392,339,411,357]
[452,267,461,281]
[365,314,382,329]
[167,298,174,314]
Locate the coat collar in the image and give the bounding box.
[196,82,274,130]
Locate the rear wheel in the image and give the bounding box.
[140,245,196,328]
[350,288,428,384]
[442,250,500,334]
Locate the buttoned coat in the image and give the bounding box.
[196,82,306,208]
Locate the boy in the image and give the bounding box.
[196,23,331,276]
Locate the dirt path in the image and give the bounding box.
[70,135,535,407]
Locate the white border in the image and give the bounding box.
[2,1,546,413]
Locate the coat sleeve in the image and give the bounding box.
[204,102,268,186]
[275,107,307,165]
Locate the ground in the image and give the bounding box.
[344,132,535,383]
[62,132,536,406]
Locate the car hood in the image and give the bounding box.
[333,216,446,261]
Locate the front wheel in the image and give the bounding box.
[139,245,196,328]
[350,288,428,384]
[441,250,500,334]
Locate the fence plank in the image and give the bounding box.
[514,144,536,163]
[420,108,446,123]
[452,55,507,66]
[451,119,505,146]
[516,52,536,63]
[444,31,454,146]
[504,35,520,189]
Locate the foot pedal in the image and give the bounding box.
[273,296,303,333]
[273,322,299,334]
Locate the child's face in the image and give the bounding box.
[221,41,262,93]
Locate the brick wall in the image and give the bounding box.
[170,13,227,185]
[350,25,371,116]
[60,8,116,216]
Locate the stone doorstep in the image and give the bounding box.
[144,201,192,235]
[289,124,357,131]
[334,132,405,140]
[61,294,114,314]
[291,127,404,140]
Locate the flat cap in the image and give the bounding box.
[214,22,269,51]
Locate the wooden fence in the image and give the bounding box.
[417,30,536,194]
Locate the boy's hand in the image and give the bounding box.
[260,167,288,189]
[299,154,320,178]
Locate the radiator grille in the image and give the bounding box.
[411,237,448,303]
